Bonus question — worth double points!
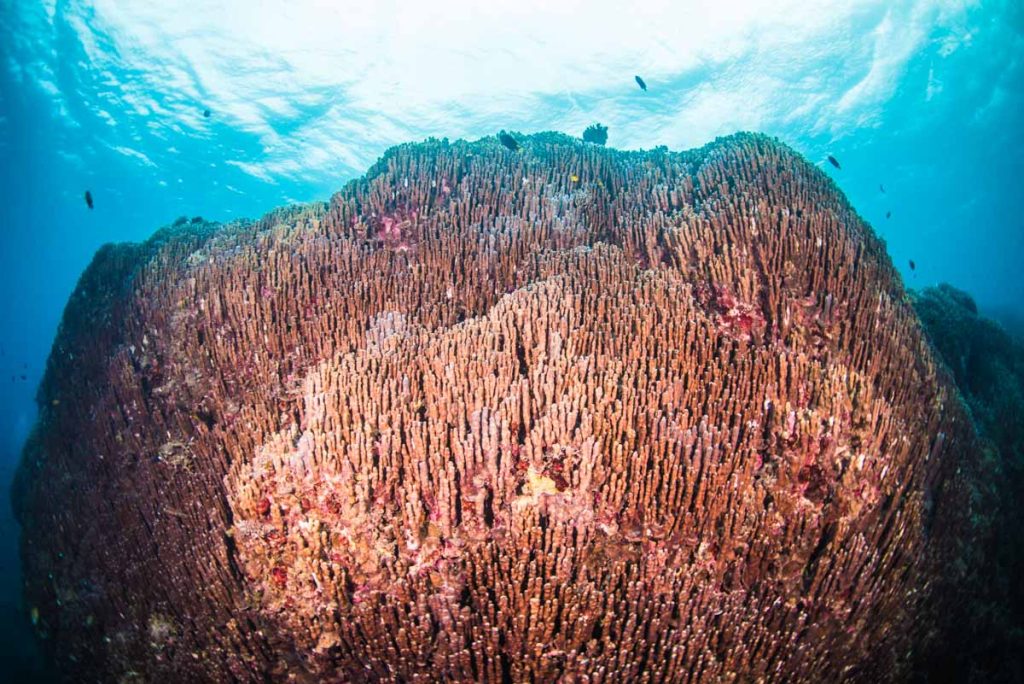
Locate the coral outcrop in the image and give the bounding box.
[912,284,1024,681]
[14,133,998,682]
[914,285,1024,459]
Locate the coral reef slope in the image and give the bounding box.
[14,133,997,682]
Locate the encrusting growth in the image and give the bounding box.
[14,132,1000,682]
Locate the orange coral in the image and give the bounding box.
[14,133,997,682]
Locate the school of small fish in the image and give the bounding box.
[824,157,905,268]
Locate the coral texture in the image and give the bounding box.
[912,284,1023,681]
[15,133,996,682]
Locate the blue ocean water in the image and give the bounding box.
[0,0,1021,678]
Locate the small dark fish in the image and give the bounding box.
[827,155,841,170]
[909,259,916,271]
[20,374,26,381]
[635,75,647,91]
[203,109,211,118]
[84,190,93,209]
[879,184,886,193]
[886,210,892,219]
[497,131,519,151]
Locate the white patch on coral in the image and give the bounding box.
[365,310,409,349]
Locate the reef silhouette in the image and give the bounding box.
[13,133,1008,682]
[912,283,1024,682]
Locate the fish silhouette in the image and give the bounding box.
[498,131,519,151]
[909,259,916,271]
[827,156,841,170]
[635,75,647,91]
[84,190,93,209]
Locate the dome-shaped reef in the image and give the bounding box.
[14,133,1000,682]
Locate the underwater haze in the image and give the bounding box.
[0,0,1022,679]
